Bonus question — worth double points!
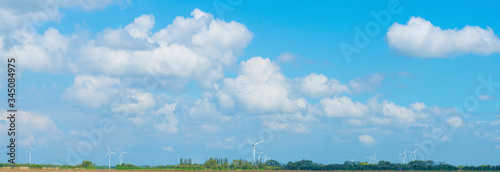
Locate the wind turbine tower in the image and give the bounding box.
[257,151,265,162]
[365,155,373,164]
[105,145,116,170]
[399,149,408,164]
[372,153,378,163]
[409,148,418,161]
[25,146,35,164]
[246,139,263,164]
[117,147,128,164]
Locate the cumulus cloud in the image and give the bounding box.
[206,137,239,150]
[358,134,376,146]
[478,95,494,101]
[73,9,253,89]
[320,96,369,118]
[387,16,500,57]
[162,146,175,152]
[188,92,231,122]
[94,15,155,50]
[217,57,304,113]
[277,52,296,63]
[63,75,159,119]
[112,91,156,115]
[62,75,121,108]
[446,116,464,127]
[149,102,179,135]
[0,28,72,72]
[296,73,350,98]
[381,101,428,124]
[260,112,316,134]
[349,74,384,93]
[2,9,253,92]
[0,110,62,146]
[0,0,125,32]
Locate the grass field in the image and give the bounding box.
[2,170,500,172]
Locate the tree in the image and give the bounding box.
[81,160,95,168]
[266,159,281,167]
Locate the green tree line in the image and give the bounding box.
[1,158,500,171]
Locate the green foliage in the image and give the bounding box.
[0,158,500,171]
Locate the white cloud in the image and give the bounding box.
[201,124,219,133]
[277,52,296,63]
[0,110,62,147]
[206,137,238,150]
[162,146,175,152]
[217,57,303,113]
[2,9,252,92]
[296,73,350,98]
[1,28,71,72]
[320,96,369,118]
[124,14,154,39]
[358,134,376,146]
[151,9,252,65]
[59,0,130,10]
[446,116,464,128]
[387,16,500,57]
[73,9,253,89]
[62,75,121,108]
[381,101,428,124]
[478,94,494,101]
[260,112,315,134]
[150,102,179,135]
[332,137,349,143]
[441,135,452,142]
[0,0,125,32]
[112,91,156,115]
[94,15,155,50]
[369,117,391,125]
[345,119,365,126]
[349,74,384,93]
[188,92,231,122]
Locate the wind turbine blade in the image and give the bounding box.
[107,145,111,152]
[117,147,122,153]
[255,141,264,145]
[105,153,110,157]
[246,139,254,145]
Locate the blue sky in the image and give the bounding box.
[1,0,500,166]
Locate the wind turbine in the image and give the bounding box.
[193,158,201,165]
[365,155,373,164]
[257,151,265,162]
[117,147,128,165]
[25,146,35,164]
[372,153,378,163]
[409,148,418,161]
[399,149,408,164]
[246,139,263,164]
[105,145,116,170]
